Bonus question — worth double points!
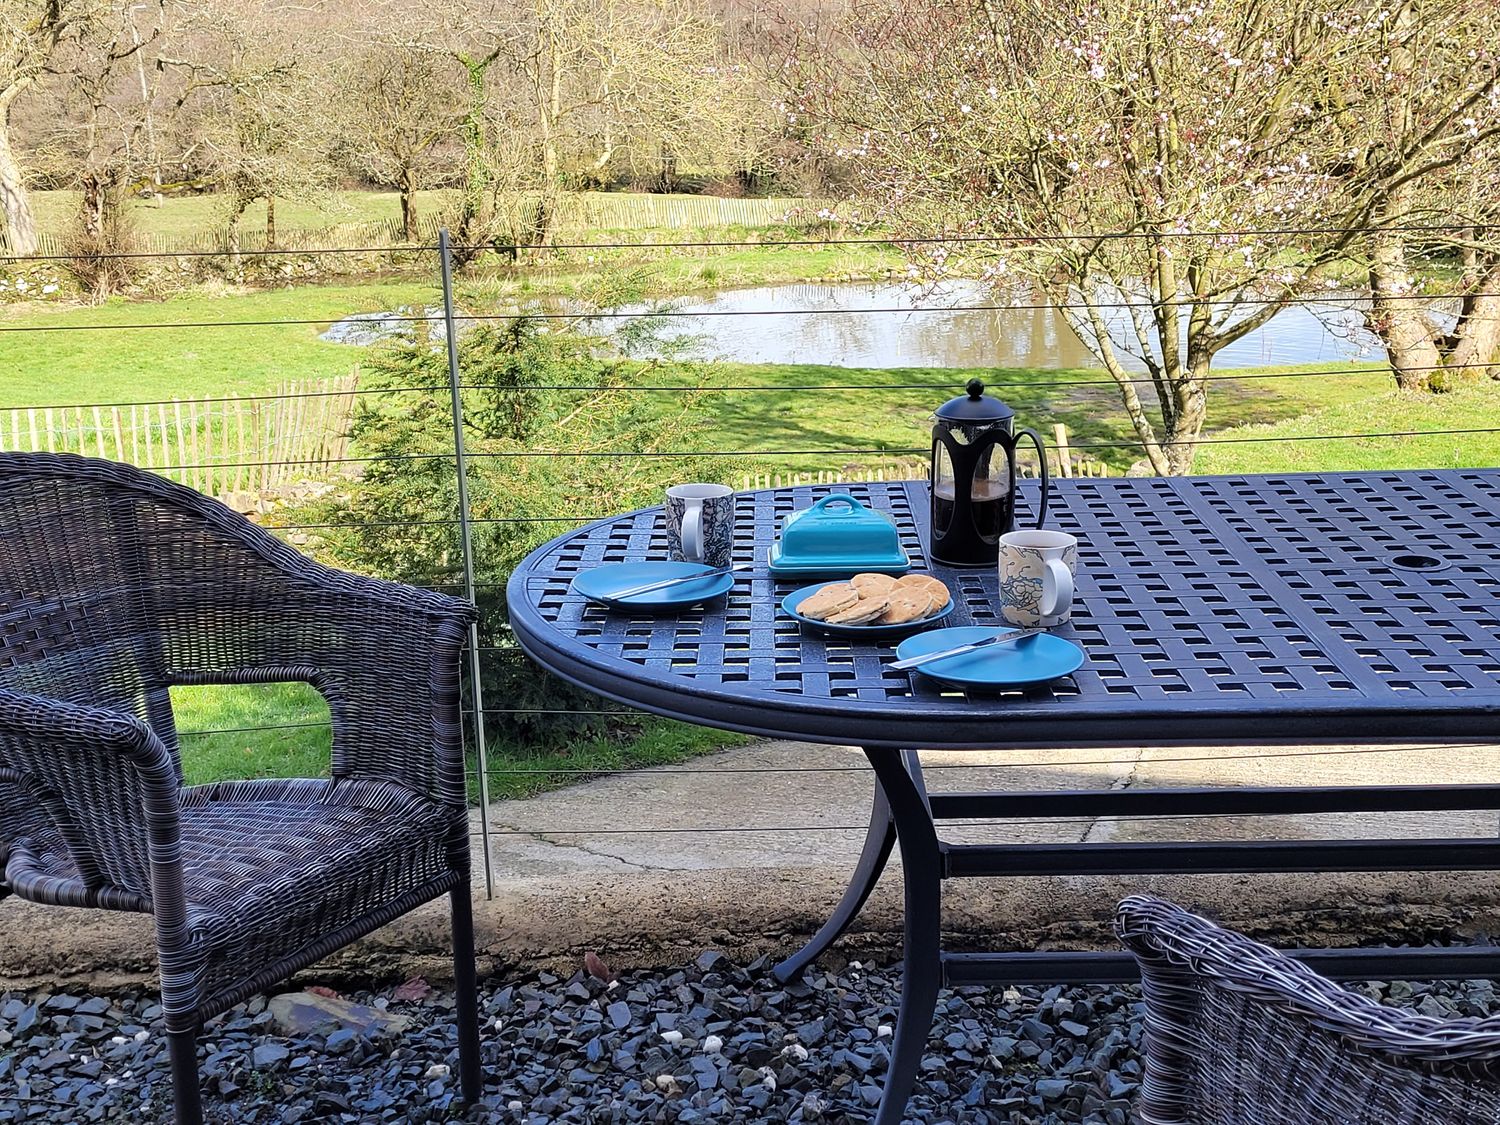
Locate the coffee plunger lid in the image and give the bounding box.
[934,378,1014,424]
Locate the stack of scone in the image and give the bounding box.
[796,573,952,627]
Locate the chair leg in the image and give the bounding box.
[450,885,483,1103]
[167,1028,204,1125]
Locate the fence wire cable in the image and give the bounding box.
[4,219,1495,263]
[10,359,1467,416]
[5,288,1498,335]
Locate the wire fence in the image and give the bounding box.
[3,224,1498,896]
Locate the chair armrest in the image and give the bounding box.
[0,688,184,915]
[1116,895,1500,1065]
[166,561,477,809]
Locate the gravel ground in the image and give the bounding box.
[4,952,1499,1124]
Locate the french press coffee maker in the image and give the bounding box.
[929,379,1050,566]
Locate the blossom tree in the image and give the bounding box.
[788,0,1492,472]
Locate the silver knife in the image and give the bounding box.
[594,563,751,600]
[890,626,1047,670]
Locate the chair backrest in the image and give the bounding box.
[0,453,304,899]
[1116,896,1500,1125]
[0,455,180,750]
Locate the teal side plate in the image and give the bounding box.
[571,562,734,611]
[894,627,1084,689]
[782,583,954,639]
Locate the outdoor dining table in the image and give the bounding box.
[507,469,1500,1125]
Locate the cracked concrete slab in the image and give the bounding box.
[5,738,1500,992]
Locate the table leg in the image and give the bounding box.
[773,750,931,983]
[774,781,895,983]
[866,748,943,1125]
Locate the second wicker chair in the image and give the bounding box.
[1116,895,1500,1125]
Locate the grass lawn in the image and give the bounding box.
[1194,379,1500,474]
[31,189,461,238]
[690,360,1396,475]
[172,680,742,799]
[1,282,439,404]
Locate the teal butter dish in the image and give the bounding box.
[768,493,912,577]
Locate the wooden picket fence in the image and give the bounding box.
[735,426,1111,491]
[1,371,360,500]
[0,194,821,259]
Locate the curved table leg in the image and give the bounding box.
[773,775,896,982]
[866,748,943,1125]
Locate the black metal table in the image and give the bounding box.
[508,471,1500,1125]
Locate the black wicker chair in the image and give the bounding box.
[1116,895,1500,1125]
[0,453,482,1123]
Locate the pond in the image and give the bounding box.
[630,280,1385,370]
[320,281,1388,371]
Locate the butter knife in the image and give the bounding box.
[597,563,751,600]
[890,626,1047,671]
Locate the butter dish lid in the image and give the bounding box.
[771,493,908,569]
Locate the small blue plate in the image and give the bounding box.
[894,627,1084,689]
[571,562,734,611]
[782,583,953,639]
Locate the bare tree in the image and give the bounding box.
[1,0,106,255]
[164,0,334,269]
[332,41,464,241]
[394,0,755,261]
[30,1,183,295]
[1326,1,1500,389]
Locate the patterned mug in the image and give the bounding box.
[997,529,1077,627]
[664,484,735,567]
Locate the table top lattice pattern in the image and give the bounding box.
[508,471,1500,748]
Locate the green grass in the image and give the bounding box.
[29,188,823,242]
[171,681,743,798]
[32,189,460,238]
[0,282,438,403]
[173,682,332,785]
[691,361,1395,474]
[1194,379,1500,474]
[10,277,1490,794]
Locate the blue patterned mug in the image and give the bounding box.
[997,530,1077,627]
[665,484,735,567]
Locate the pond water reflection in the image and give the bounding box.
[634,280,1384,370]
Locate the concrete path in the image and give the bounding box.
[6,738,1500,990]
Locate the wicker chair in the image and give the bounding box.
[1115,895,1500,1125]
[0,453,482,1124]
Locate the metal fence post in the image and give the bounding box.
[439,229,495,897]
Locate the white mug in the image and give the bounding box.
[997,529,1077,627]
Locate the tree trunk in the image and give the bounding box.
[1165,356,1211,475]
[0,121,38,256]
[399,165,419,242]
[77,172,111,299]
[226,194,251,281]
[1367,227,1441,391]
[1443,260,1500,383]
[453,55,492,265]
[265,196,277,250]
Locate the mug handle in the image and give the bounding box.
[1015,427,1050,529]
[682,503,704,562]
[1041,557,1074,618]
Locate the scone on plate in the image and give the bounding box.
[798,582,860,620]
[851,572,898,598]
[878,588,934,625]
[896,574,951,610]
[828,596,889,625]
